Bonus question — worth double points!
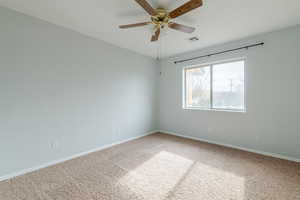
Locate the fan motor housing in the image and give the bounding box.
[151,8,170,28]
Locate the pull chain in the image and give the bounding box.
[156,33,163,60]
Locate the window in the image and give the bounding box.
[184,60,245,112]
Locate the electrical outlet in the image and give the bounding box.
[50,141,58,149]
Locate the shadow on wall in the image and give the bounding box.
[0,133,300,200]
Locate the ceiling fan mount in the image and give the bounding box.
[119,0,203,42]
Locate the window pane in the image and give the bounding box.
[212,61,245,110]
[185,66,211,108]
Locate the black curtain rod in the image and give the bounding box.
[174,42,264,64]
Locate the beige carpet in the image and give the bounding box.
[1,133,300,200]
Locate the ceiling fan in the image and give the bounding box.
[119,0,203,42]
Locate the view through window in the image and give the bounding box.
[184,60,245,111]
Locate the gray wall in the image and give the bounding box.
[159,26,300,160]
[0,7,159,177]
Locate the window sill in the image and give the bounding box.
[183,107,246,113]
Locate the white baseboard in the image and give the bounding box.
[2,129,297,182]
[159,130,300,163]
[0,130,158,182]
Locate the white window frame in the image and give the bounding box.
[183,58,246,113]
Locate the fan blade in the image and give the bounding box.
[134,0,156,16]
[119,22,151,29]
[168,22,196,33]
[169,0,203,19]
[151,28,160,42]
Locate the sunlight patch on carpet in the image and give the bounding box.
[119,151,194,199]
[119,151,245,200]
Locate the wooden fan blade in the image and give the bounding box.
[169,0,203,19]
[119,22,151,29]
[134,0,156,16]
[151,28,160,42]
[168,22,196,33]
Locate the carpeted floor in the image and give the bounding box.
[1,133,300,200]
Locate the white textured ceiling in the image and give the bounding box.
[1,0,300,58]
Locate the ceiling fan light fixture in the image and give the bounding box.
[119,0,203,42]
